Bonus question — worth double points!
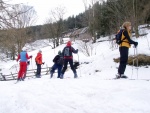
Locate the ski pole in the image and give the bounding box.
[77,53,81,77]
[41,62,45,68]
[132,47,137,79]
[131,48,135,79]
[132,47,139,79]
[31,58,33,69]
[15,64,18,73]
[136,47,139,79]
[14,62,19,74]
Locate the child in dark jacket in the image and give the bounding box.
[50,50,63,78]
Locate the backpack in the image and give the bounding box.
[115,29,125,45]
[57,56,64,65]
[63,47,72,57]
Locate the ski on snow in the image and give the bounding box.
[103,78,150,81]
[14,79,25,84]
[14,80,20,84]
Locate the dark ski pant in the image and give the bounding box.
[36,64,41,77]
[61,59,77,75]
[118,47,129,75]
[50,64,62,78]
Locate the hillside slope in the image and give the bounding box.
[0,25,150,113]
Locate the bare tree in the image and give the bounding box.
[0,2,37,60]
[0,0,17,28]
[83,0,104,43]
[0,0,34,28]
[43,19,57,48]
[9,4,37,54]
[106,0,150,38]
[44,6,66,48]
[78,41,94,56]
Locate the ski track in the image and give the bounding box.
[0,75,150,113]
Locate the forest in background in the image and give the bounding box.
[0,0,150,60]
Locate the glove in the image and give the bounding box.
[42,62,45,65]
[76,49,78,53]
[30,55,32,58]
[16,59,18,62]
[27,61,30,65]
[134,42,138,48]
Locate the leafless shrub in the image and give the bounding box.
[78,41,94,57]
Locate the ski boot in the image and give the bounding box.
[120,74,128,79]
[60,74,64,79]
[74,73,78,78]
[116,73,121,79]
[50,72,53,78]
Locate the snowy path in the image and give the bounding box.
[0,75,150,113]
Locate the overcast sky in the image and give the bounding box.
[9,0,86,25]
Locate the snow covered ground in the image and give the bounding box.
[0,26,150,113]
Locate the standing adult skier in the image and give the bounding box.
[60,41,78,79]
[35,50,44,78]
[116,21,138,79]
[16,48,32,81]
[50,50,63,78]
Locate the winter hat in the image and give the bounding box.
[67,41,71,46]
[58,50,61,55]
[22,47,27,51]
[39,50,42,53]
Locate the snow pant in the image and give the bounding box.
[23,66,28,80]
[18,62,27,79]
[23,63,30,80]
[50,64,62,78]
[36,64,41,77]
[61,59,77,75]
[118,47,129,75]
